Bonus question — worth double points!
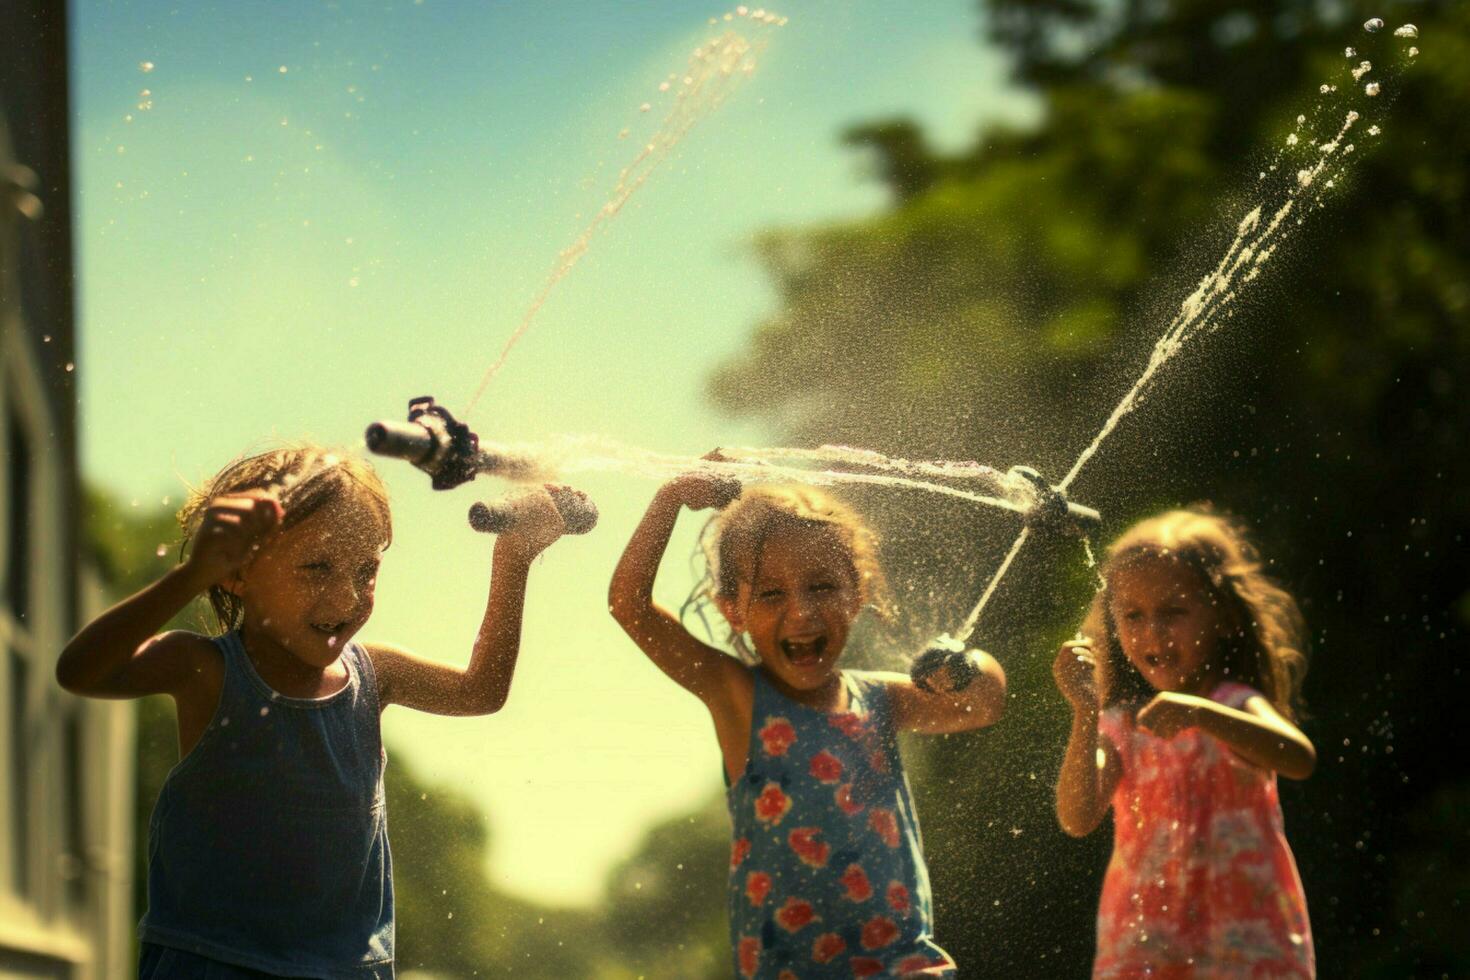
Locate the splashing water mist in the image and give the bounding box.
[464,8,788,415]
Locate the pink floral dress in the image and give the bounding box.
[726,669,955,979]
[1094,682,1314,979]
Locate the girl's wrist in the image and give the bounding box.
[171,558,219,596]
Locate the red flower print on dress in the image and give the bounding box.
[775,896,818,933]
[868,749,890,774]
[835,783,864,816]
[861,915,900,950]
[829,712,866,739]
[849,957,884,977]
[737,936,760,978]
[809,749,844,784]
[811,932,847,964]
[759,717,797,757]
[745,871,773,907]
[840,863,873,902]
[886,881,911,914]
[869,807,900,847]
[896,953,954,975]
[755,783,793,826]
[789,827,831,868]
[730,837,751,869]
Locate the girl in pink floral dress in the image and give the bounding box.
[611,477,1008,978]
[1053,509,1316,979]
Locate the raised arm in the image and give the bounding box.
[56,493,280,700]
[370,486,570,716]
[1137,690,1316,780]
[1052,640,1122,837]
[607,475,744,711]
[888,648,1007,734]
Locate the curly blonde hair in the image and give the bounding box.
[1084,507,1308,720]
[687,484,892,663]
[177,445,391,634]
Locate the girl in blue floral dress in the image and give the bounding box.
[611,475,1008,978]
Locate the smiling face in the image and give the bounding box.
[1107,555,1226,696]
[232,492,390,670]
[718,524,863,700]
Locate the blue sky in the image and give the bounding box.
[71,0,1036,905]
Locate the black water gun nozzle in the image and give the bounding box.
[364,396,483,490]
[1008,466,1101,536]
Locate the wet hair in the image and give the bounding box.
[1083,506,1308,720]
[177,445,392,634]
[685,484,891,664]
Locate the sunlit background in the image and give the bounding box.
[73,0,1034,909]
[1,0,1462,976]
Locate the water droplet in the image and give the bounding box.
[64,362,76,372]
[617,127,630,139]
[1352,61,1372,81]
[259,706,270,717]
[278,65,288,73]
[639,102,651,112]
[1365,81,1381,96]
[139,60,155,73]
[1367,125,1381,136]
[327,636,338,648]
[1408,46,1419,58]
[1296,114,1305,125]
[1296,169,1314,188]
[1286,133,1299,146]
[1393,24,1418,39]
[658,81,670,92]
[1344,47,1356,57]
[1363,18,1384,33]
[736,5,749,15]
[155,544,168,557]
[1319,84,1331,94]
[42,334,51,343]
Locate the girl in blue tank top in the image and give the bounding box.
[611,472,1009,979]
[58,446,578,979]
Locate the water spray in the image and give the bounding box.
[909,467,1099,690]
[364,396,597,535]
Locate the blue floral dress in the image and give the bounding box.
[725,669,956,979]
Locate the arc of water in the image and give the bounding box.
[465,12,784,415]
[950,103,1369,644]
[495,435,1030,516]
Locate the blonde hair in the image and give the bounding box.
[1084,507,1308,720]
[178,445,391,634]
[687,484,891,662]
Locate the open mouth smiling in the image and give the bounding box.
[780,635,829,665]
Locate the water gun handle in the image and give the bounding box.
[468,486,599,536]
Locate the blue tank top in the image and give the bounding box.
[725,669,955,978]
[140,631,394,978]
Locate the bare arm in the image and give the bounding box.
[607,479,745,711]
[56,493,279,699]
[888,649,1007,734]
[371,487,568,716]
[1052,640,1122,837]
[1137,691,1317,780]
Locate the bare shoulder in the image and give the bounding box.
[357,640,418,701]
[152,631,227,721]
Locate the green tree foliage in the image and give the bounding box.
[598,793,731,979]
[709,1,1469,974]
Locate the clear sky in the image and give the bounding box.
[71,0,1035,906]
